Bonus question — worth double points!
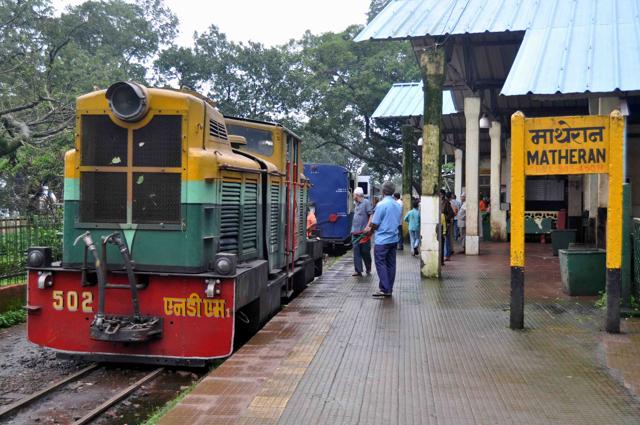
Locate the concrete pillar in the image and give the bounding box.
[567,176,583,217]
[464,97,481,254]
[454,149,463,196]
[489,121,507,241]
[401,124,413,241]
[585,175,598,218]
[418,45,445,277]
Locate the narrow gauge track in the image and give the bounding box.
[0,364,197,425]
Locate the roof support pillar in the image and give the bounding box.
[418,45,445,278]
[401,124,414,242]
[464,96,481,255]
[490,121,507,241]
[454,148,463,197]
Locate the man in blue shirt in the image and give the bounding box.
[366,181,402,297]
[351,187,373,276]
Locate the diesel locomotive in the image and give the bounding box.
[26,82,323,366]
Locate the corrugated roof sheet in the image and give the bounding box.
[372,82,457,118]
[356,0,640,95]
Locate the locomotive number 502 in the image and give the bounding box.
[52,290,93,313]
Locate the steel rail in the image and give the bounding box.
[71,367,164,425]
[0,363,100,419]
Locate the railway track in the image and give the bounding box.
[0,364,191,425]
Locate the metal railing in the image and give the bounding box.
[0,212,62,286]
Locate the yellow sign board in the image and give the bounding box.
[524,116,609,175]
[510,111,625,333]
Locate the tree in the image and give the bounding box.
[153,24,419,180]
[367,0,391,23]
[0,0,178,158]
[0,0,177,210]
[295,25,420,179]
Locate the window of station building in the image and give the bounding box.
[226,125,274,156]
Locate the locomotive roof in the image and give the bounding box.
[224,115,302,141]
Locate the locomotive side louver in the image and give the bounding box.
[209,119,228,140]
[220,179,241,252]
[269,184,280,249]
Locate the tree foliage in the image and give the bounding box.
[367,0,391,23]
[0,0,177,210]
[2,0,419,210]
[155,22,419,180]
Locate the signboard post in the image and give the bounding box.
[510,110,625,332]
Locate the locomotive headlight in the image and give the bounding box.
[105,82,149,122]
[212,253,237,276]
[215,257,233,275]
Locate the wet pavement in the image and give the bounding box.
[159,242,640,425]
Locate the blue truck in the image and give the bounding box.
[304,163,353,255]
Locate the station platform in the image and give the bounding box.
[159,243,640,425]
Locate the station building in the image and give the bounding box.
[356,0,640,291]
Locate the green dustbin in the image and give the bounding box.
[482,212,491,241]
[559,249,606,296]
[551,229,577,256]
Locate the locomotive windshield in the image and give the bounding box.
[226,124,274,156]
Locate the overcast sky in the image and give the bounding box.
[52,0,372,46]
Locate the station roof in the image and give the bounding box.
[372,82,457,119]
[356,0,640,96]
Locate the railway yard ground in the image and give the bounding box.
[157,243,640,425]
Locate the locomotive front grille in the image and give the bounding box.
[80,172,127,223]
[133,116,182,167]
[81,115,128,166]
[132,173,181,224]
[79,114,182,226]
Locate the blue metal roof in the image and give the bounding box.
[372,82,457,118]
[356,0,640,95]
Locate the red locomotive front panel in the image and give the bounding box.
[27,271,235,360]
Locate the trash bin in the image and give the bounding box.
[551,229,577,256]
[559,248,606,296]
[482,212,491,241]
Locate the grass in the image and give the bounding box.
[0,308,26,328]
[141,381,199,425]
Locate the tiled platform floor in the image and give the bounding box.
[159,243,640,425]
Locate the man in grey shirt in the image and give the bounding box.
[351,187,373,276]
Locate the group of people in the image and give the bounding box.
[309,180,468,298]
[350,181,424,298]
[440,190,467,263]
[351,181,406,298]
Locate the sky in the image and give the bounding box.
[52,0,372,46]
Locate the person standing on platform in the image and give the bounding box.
[351,187,373,277]
[457,193,467,252]
[366,182,402,298]
[404,199,421,256]
[393,192,404,251]
[442,191,455,261]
